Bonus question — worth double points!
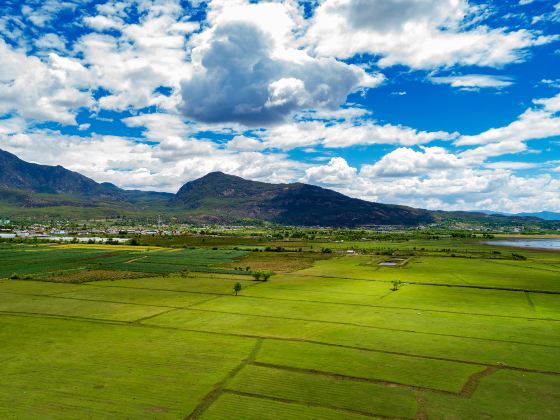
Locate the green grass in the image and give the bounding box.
[93,273,254,294]
[226,364,418,418]
[426,369,560,419]
[0,291,169,321]
[190,294,560,346]
[200,393,373,420]
[298,255,560,291]
[0,315,255,419]
[0,239,559,418]
[55,285,218,308]
[255,340,483,393]
[0,244,247,279]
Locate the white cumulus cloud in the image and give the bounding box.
[179,1,381,126]
[306,0,557,69]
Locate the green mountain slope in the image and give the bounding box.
[0,149,122,199]
[175,172,434,226]
[0,149,554,227]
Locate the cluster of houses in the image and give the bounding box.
[0,224,185,240]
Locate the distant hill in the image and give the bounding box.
[0,148,557,227]
[0,149,122,199]
[470,209,560,221]
[0,149,172,217]
[174,172,434,226]
[516,211,560,221]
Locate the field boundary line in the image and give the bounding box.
[183,306,560,349]
[252,339,560,376]
[250,361,456,396]
[125,255,148,264]
[236,293,560,322]
[485,259,560,274]
[290,273,560,295]
[459,366,500,399]
[222,389,403,419]
[132,308,181,323]
[247,362,500,402]
[0,310,129,326]
[414,393,427,420]
[0,290,183,310]
[52,280,560,322]
[143,327,560,377]
[83,284,230,296]
[185,338,263,419]
[266,284,387,298]
[3,311,559,377]
[0,290,232,312]
[525,292,536,311]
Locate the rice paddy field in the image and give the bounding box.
[0,238,559,419]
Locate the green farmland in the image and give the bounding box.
[0,239,559,419]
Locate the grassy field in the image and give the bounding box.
[0,243,248,281]
[0,240,559,418]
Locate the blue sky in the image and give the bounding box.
[0,0,559,212]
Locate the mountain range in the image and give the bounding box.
[0,149,554,227]
[474,210,560,221]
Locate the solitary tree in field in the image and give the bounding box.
[391,280,402,291]
[233,282,242,296]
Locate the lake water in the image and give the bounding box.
[487,239,560,250]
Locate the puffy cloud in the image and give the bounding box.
[262,117,456,150]
[456,93,560,160]
[293,146,560,213]
[152,137,217,162]
[83,15,124,31]
[226,135,265,152]
[460,141,528,163]
[74,1,198,112]
[361,147,464,177]
[34,33,66,52]
[306,0,557,69]
[0,116,27,136]
[122,113,192,142]
[0,39,91,124]
[430,74,514,90]
[303,157,357,185]
[21,1,80,28]
[179,1,380,126]
[485,161,539,170]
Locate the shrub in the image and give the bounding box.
[391,280,402,291]
[252,270,273,282]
